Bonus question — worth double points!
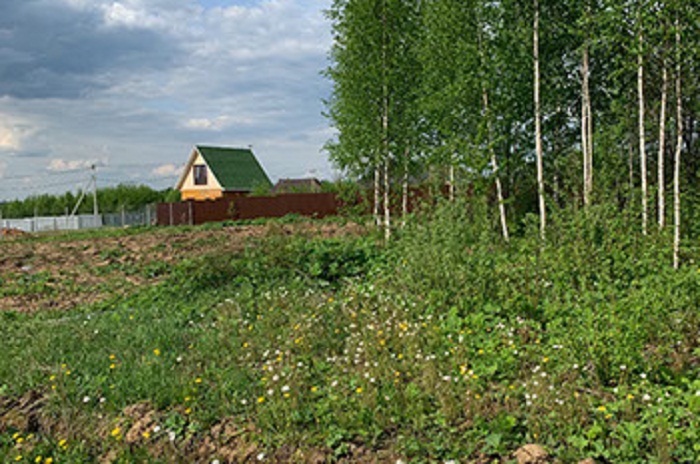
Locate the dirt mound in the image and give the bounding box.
[1,228,28,238]
[0,221,366,313]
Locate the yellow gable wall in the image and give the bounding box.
[180,151,224,201]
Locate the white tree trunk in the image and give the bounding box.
[402,149,409,228]
[581,44,593,206]
[384,158,391,241]
[534,0,546,239]
[374,164,381,227]
[483,89,510,242]
[638,29,648,236]
[658,61,668,229]
[673,17,682,269]
[449,164,455,202]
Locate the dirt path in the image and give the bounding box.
[0,222,364,313]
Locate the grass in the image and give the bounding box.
[1,206,700,463]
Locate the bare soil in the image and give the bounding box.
[0,222,365,313]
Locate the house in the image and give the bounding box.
[272,178,323,194]
[175,145,272,201]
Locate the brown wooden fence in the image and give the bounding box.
[157,193,340,226]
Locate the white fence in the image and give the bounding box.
[1,206,157,234]
[1,215,103,233]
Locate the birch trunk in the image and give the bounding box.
[483,89,510,242]
[449,164,455,202]
[381,0,391,241]
[374,164,381,227]
[658,61,668,229]
[638,29,648,235]
[534,0,546,239]
[581,43,593,206]
[673,17,682,269]
[384,158,391,241]
[402,149,409,228]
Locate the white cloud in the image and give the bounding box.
[0,115,36,150]
[152,163,182,178]
[48,158,107,172]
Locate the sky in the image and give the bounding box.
[0,0,335,201]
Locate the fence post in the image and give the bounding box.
[146,205,151,226]
[188,202,193,226]
[121,205,126,227]
[169,203,173,226]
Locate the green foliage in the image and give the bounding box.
[1,207,700,461]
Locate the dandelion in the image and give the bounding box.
[110,427,121,438]
[109,363,116,370]
[45,459,54,464]
[14,456,22,462]
[109,354,116,360]
[257,396,265,404]
[195,378,203,384]
[185,408,192,415]
[153,349,161,356]
[627,394,635,400]
[597,406,607,412]
[58,439,68,449]
[142,431,151,439]
[356,387,363,394]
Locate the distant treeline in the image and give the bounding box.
[0,184,180,219]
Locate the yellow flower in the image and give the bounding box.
[605,413,613,420]
[35,457,42,463]
[543,357,550,363]
[379,339,386,346]
[110,427,121,438]
[478,349,485,355]
[44,459,54,464]
[109,354,116,360]
[153,349,161,356]
[16,437,24,444]
[14,456,22,462]
[12,433,20,439]
[58,439,68,449]
[195,378,202,384]
[257,396,265,404]
[627,394,635,400]
[283,393,290,398]
[356,387,363,394]
[65,370,71,376]
[311,386,318,392]
[109,363,116,370]
[184,408,192,415]
[49,375,56,381]
[597,405,607,413]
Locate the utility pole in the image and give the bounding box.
[91,164,99,217]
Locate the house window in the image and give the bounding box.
[193,165,207,185]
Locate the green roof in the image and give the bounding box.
[197,146,272,191]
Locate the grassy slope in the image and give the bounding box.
[1,206,700,463]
